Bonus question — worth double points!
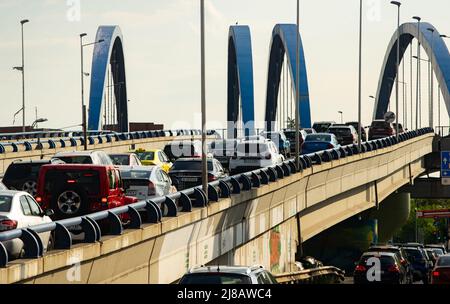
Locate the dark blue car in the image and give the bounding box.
[403,247,432,283]
[301,133,340,155]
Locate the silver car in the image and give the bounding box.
[0,190,53,258]
[119,166,176,200]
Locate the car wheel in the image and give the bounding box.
[52,187,88,219]
[22,180,37,196]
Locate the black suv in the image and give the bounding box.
[2,159,64,196]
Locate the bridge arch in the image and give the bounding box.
[227,25,255,138]
[265,24,311,130]
[88,26,129,132]
[373,22,450,121]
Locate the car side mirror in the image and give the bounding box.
[44,209,54,217]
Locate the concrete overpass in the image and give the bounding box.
[0,128,435,284]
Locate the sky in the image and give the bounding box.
[0,0,449,131]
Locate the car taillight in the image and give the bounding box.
[355,265,366,272]
[0,219,18,231]
[36,196,42,203]
[388,128,394,135]
[208,174,217,182]
[388,265,400,273]
[265,153,272,160]
[327,143,334,149]
[148,181,156,196]
[400,259,407,266]
[432,271,440,278]
[101,197,108,204]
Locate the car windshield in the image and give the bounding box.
[171,160,213,171]
[305,134,331,142]
[237,143,268,154]
[437,256,450,266]
[179,273,252,284]
[0,196,12,212]
[120,168,153,179]
[56,156,93,164]
[109,155,130,166]
[328,128,351,135]
[44,169,100,195]
[136,152,155,161]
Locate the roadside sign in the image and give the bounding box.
[416,209,450,219]
[441,151,450,185]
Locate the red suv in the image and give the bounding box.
[36,164,138,219]
[368,120,396,140]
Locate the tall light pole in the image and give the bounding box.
[427,28,435,129]
[338,111,343,124]
[357,0,363,152]
[295,0,300,171]
[200,0,208,199]
[391,1,401,142]
[413,16,421,129]
[80,34,104,151]
[17,19,29,133]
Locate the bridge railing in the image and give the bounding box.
[0,127,434,267]
[0,129,219,154]
[274,266,345,284]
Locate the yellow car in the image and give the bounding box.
[134,149,172,173]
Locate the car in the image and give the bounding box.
[345,122,367,142]
[353,251,408,284]
[2,159,65,196]
[208,139,239,171]
[301,133,340,155]
[401,246,432,283]
[431,254,450,284]
[52,150,113,165]
[260,131,291,157]
[119,166,176,200]
[35,164,138,220]
[425,244,447,256]
[163,140,202,163]
[283,129,308,154]
[229,140,284,174]
[178,265,278,284]
[0,190,54,258]
[425,248,440,267]
[368,120,396,140]
[108,153,142,166]
[327,125,358,146]
[312,121,336,133]
[368,244,414,283]
[134,149,172,172]
[169,158,227,191]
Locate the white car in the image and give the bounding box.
[52,150,113,165]
[0,190,53,258]
[229,140,284,174]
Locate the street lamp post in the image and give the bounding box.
[357,0,363,153]
[80,34,104,151]
[200,0,208,199]
[338,111,343,124]
[15,19,30,134]
[413,16,421,129]
[427,28,435,129]
[295,0,300,172]
[391,1,401,142]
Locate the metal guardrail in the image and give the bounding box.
[0,128,434,267]
[274,266,346,284]
[0,129,219,154]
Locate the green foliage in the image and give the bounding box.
[393,199,449,244]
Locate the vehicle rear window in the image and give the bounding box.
[437,256,450,266]
[179,273,252,284]
[313,123,332,132]
[360,255,395,268]
[109,155,130,166]
[371,121,390,128]
[0,196,12,212]
[121,169,153,179]
[171,161,213,171]
[44,169,100,195]
[56,156,93,164]
[164,142,198,159]
[5,163,42,180]
[432,248,445,256]
[305,135,331,142]
[136,151,155,161]
[404,248,425,260]
[328,128,351,135]
[210,140,236,150]
[237,143,268,154]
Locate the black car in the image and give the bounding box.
[401,246,432,283]
[283,129,308,154]
[327,125,358,146]
[354,251,408,284]
[169,158,227,190]
[163,140,202,162]
[312,121,336,133]
[2,159,64,196]
[368,245,414,283]
[345,122,367,142]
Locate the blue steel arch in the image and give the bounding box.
[88,26,128,132]
[227,25,255,138]
[374,22,450,120]
[265,24,312,130]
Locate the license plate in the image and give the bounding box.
[244,159,257,163]
[127,190,137,196]
[181,177,198,182]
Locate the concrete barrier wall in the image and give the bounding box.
[0,133,434,284]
